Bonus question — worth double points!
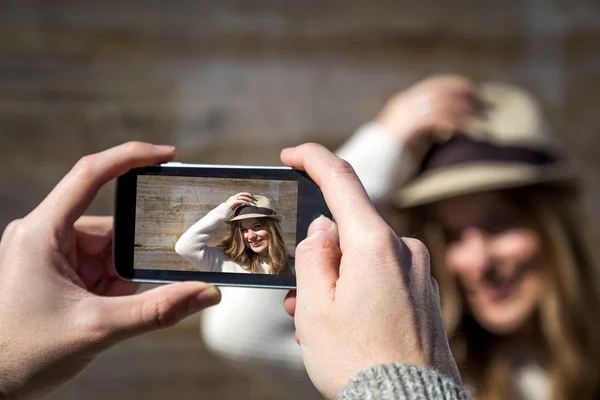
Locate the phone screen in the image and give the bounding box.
[114,164,330,289]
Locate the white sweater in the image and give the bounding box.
[335,122,417,204]
[175,202,270,274]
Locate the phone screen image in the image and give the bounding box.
[134,175,298,275]
[114,164,330,288]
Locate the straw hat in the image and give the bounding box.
[395,82,577,208]
[228,195,283,223]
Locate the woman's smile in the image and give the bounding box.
[248,237,264,247]
[434,191,545,335]
[240,218,271,255]
[474,267,523,303]
[463,262,528,304]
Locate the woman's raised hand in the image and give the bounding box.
[225,192,255,210]
[375,74,477,148]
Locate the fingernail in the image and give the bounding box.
[153,144,176,152]
[280,147,294,158]
[191,286,221,310]
[307,215,333,237]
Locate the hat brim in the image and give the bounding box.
[395,161,578,208]
[227,213,283,223]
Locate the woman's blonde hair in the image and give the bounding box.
[217,217,293,275]
[405,186,600,400]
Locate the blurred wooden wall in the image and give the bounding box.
[2,0,600,228]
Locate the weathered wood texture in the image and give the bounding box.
[133,175,297,271]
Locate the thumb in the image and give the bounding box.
[295,216,341,303]
[100,282,221,341]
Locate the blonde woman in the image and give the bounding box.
[175,192,293,275]
[337,76,600,399]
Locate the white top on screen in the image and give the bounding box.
[175,203,270,274]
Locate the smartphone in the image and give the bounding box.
[113,162,331,289]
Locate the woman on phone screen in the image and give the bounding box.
[175,192,293,275]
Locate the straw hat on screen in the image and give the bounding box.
[395,82,577,208]
[228,195,284,223]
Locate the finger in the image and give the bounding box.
[400,237,434,314]
[430,276,441,305]
[98,282,221,341]
[295,216,340,303]
[34,142,176,231]
[1,219,21,240]
[0,219,22,254]
[402,237,432,279]
[233,200,251,209]
[104,277,140,297]
[73,217,114,281]
[74,216,113,256]
[237,196,255,204]
[280,143,387,245]
[284,290,297,317]
[237,197,255,205]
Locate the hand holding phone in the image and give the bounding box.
[0,143,222,399]
[281,143,461,399]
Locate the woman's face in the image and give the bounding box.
[240,218,270,256]
[433,191,545,335]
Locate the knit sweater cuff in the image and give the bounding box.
[338,363,469,400]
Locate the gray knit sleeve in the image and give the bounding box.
[338,363,470,400]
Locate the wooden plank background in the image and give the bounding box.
[134,175,298,271]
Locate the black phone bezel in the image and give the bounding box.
[113,164,331,289]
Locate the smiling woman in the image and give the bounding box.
[335,76,600,400]
[432,191,546,336]
[175,192,294,275]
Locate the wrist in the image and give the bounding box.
[219,203,236,219]
[375,119,409,144]
[373,116,423,151]
[0,334,27,400]
[0,372,18,400]
[372,119,435,165]
[0,338,55,400]
[359,121,409,149]
[338,363,468,400]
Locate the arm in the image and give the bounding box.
[335,122,416,205]
[339,364,469,400]
[175,203,232,272]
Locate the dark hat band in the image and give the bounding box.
[416,134,561,177]
[234,205,277,218]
